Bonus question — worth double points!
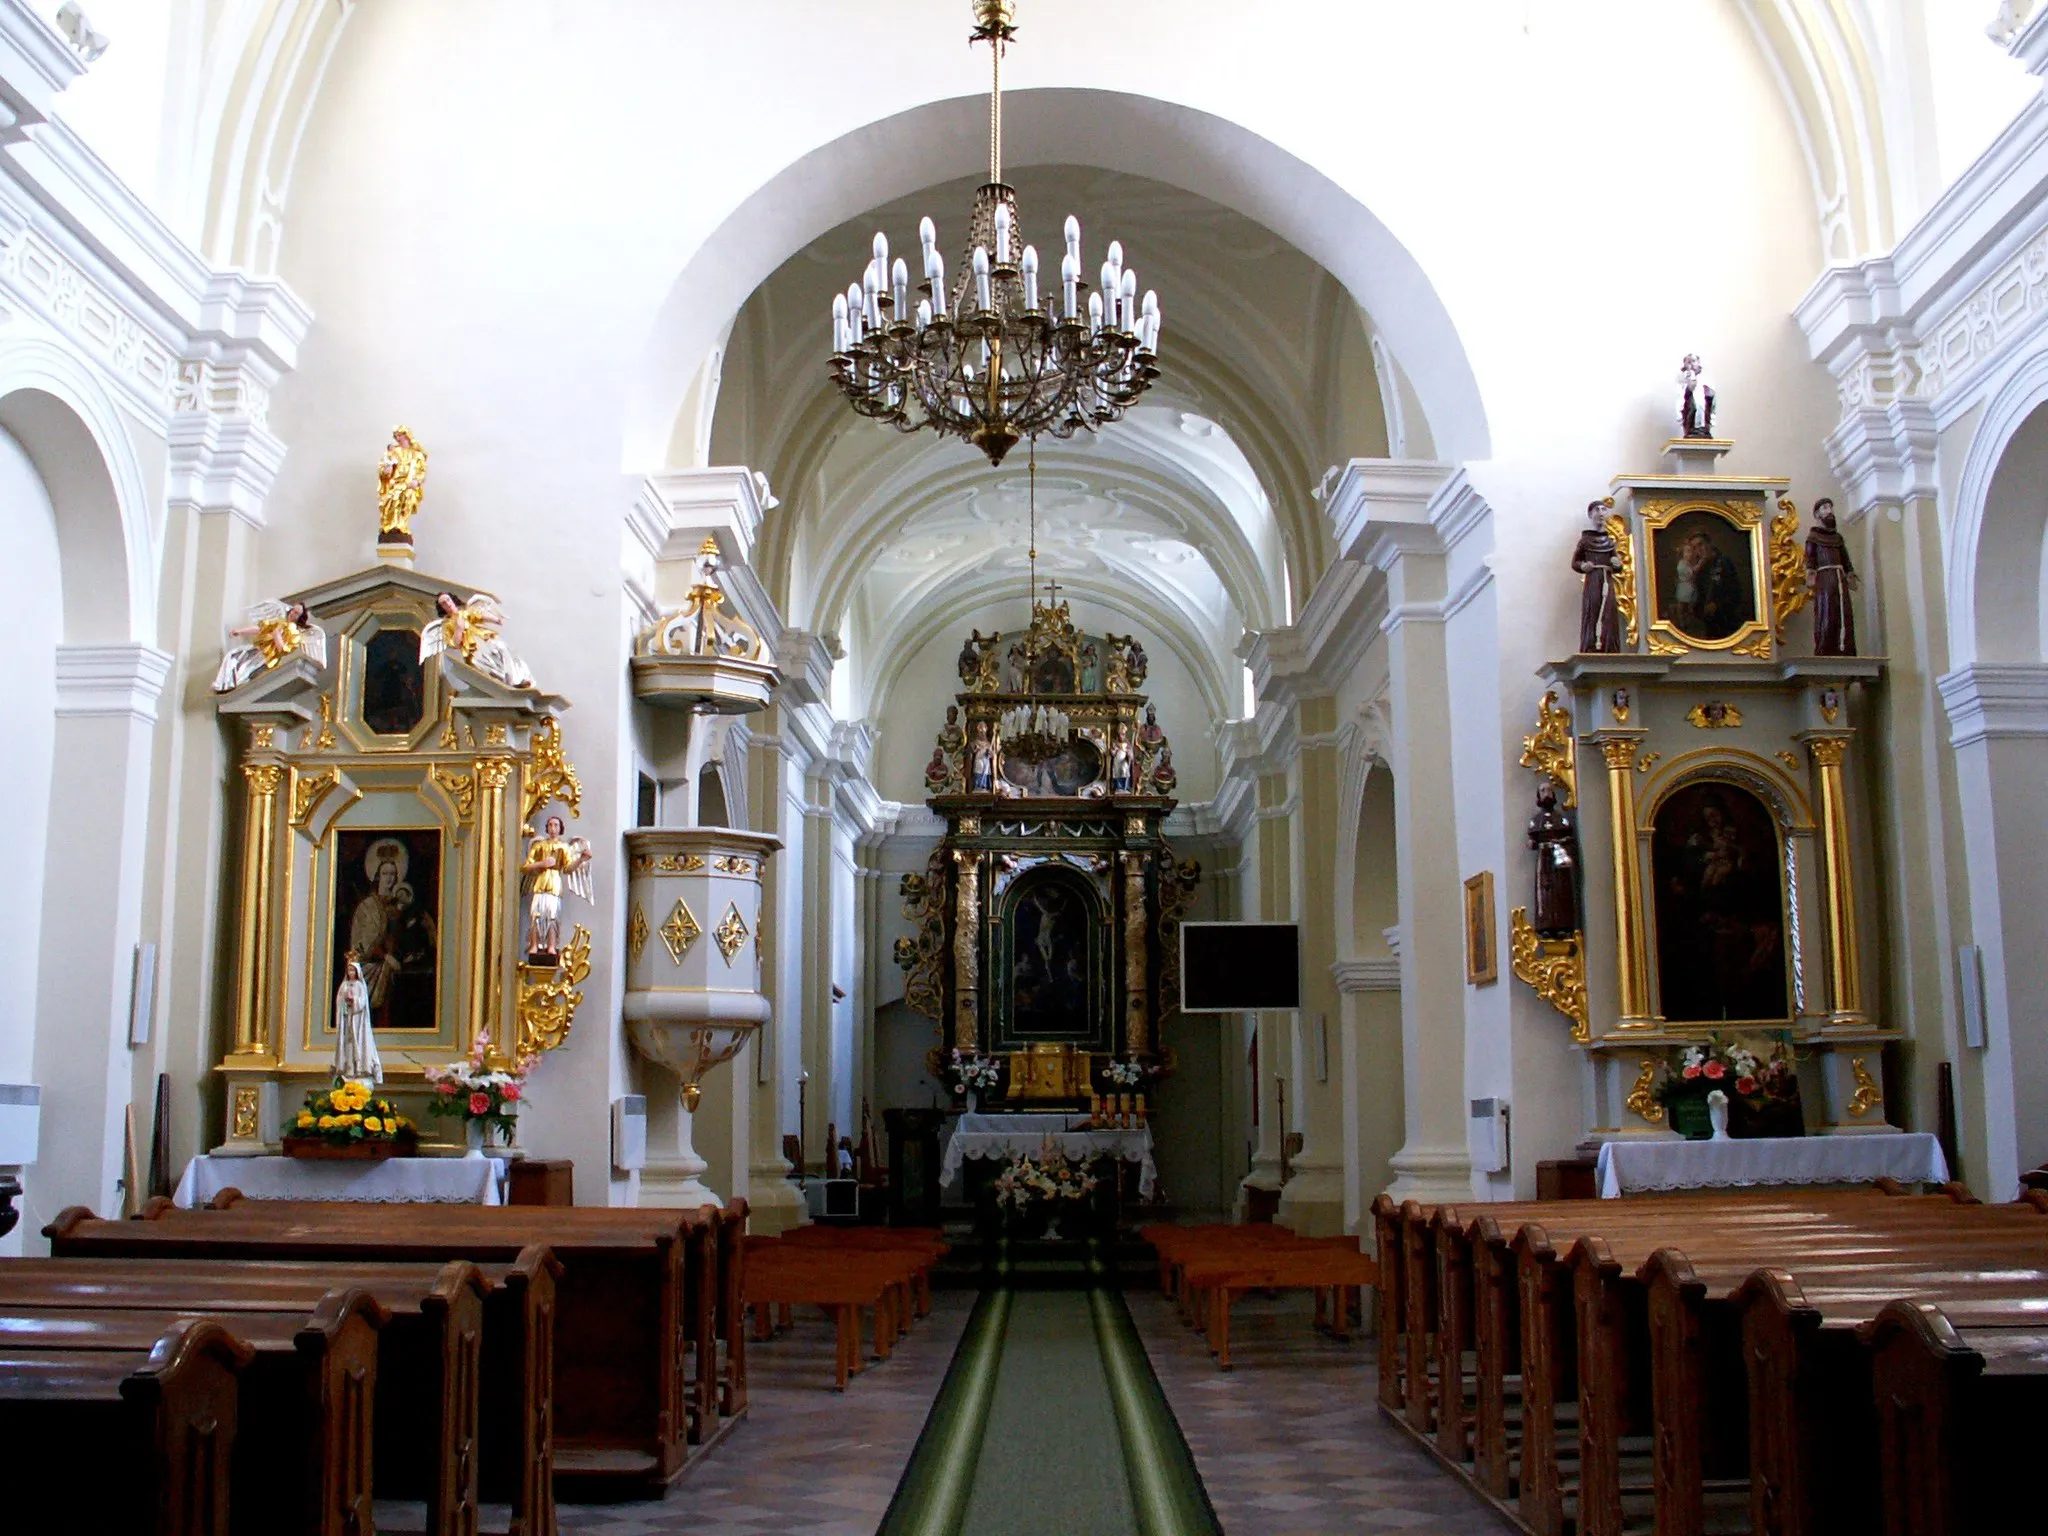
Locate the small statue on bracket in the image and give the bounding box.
[1149,742,1178,794]
[1109,722,1137,793]
[521,813,594,964]
[212,599,327,692]
[958,630,1001,690]
[1526,782,1580,939]
[1570,500,1624,653]
[1679,354,1717,439]
[923,742,953,795]
[376,427,428,550]
[967,720,998,792]
[1804,498,1859,656]
[332,951,383,1086]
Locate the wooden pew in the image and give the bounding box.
[0,1317,251,1536]
[0,1255,522,1536]
[48,1200,714,1498]
[742,1243,905,1391]
[0,1288,384,1536]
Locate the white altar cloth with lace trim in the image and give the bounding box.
[940,1112,1157,1199]
[173,1151,506,1207]
[1595,1132,1947,1198]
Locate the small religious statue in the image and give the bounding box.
[1569,501,1624,652]
[521,813,594,964]
[212,599,327,692]
[1109,722,1136,793]
[376,427,428,549]
[957,630,1000,690]
[1804,498,1859,656]
[1101,634,1149,690]
[1137,702,1167,754]
[1149,743,1177,794]
[923,743,952,795]
[1526,782,1579,938]
[1678,354,1717,439]
[967,721,997,792]
[332,951,382,1085]
[422,591,535,688]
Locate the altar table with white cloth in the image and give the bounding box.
[173,1150,507,1208]
[1595,1132,1949,1199]
[941,1111,1158,1199]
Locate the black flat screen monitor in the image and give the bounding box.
[1178,922,1301,1012]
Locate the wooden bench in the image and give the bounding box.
[0,1251,555,1536]
[742,1244,908,1391]
[0,1316,251,1536]
[0,1287,384,1536]
[48,1199,723,1497]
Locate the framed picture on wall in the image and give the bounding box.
[1464,871,1497,985]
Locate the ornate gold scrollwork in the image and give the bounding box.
[660,899,701,964]
[1685,702,1743,729]
[431,765,476,821]
[1847,1055,1881,1118]
[290,767,340,827]
[231,1085,261,1141]
[516,925,590,1062]
[1769,495,1811,641]
[1519,690,1578,807]
[711,855,755,875]
[1509,906,1590,1043]
[1604,509,1638,648]
[520,717,582,833]
[1155,840,1202,1023]
[1625,1059,1666,1124]
[896,851,949,1020]
[242,761,284,795]
[1732,631,1775,660]
[626,902,649,962]
[1648,632,1688,656]
[713,902,751,963]
[314,693,338,752]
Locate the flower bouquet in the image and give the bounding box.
[283,1080,417,1160]
[1101,1056,1158,1090]
[422,1033,526,1151]
[1652,1034,1803,1139]
[948,1049,1003,1113]
[989,1140,1102,1239]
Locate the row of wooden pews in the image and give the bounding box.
[1142,1222,1379,1368]
[0,1191,755,1536]
[1372,1183,2048,1536]
[743,1226,948,1389]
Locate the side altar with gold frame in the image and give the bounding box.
[896,597,1201,1106]
[1510,432,1891,1142]
[209,448,591,1153]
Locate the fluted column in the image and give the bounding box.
[470,749,515,1060]
[231,732,286,1059]
[1805,735,1865,1028]
[1593,734,1654,1027]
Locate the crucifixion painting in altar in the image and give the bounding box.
[896,591,1200,1109]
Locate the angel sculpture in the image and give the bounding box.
[212,599,327,692]
[521,815,594,964]
[421,591,534,688]
[376,427,428,545]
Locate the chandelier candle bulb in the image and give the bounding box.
[1120,268,1137,328]
[930,252,946,314]
[994,200,1011,264]
[1021,244,1038,310]
[1061,251,1079,317]
[892,257,909,318]
[973,245,992,311]
[831,293,846,353]
[917,298,933,329]
[1088,290,1104,334]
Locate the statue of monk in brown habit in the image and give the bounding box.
[1804,498,1859,656]
[1527,782,1579,938]
[1570,501,1623,653]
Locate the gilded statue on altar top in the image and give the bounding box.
[423,591,534,688]
[213,599,327,692]
[376,427,428,546]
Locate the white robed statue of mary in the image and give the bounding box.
[333,951,382,1085]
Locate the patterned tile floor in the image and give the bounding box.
[557,1291,974,1536]
[558,1285,1504,1536]
[1130,1289,1509,1536]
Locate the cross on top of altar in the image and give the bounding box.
[1041,576,1063,606]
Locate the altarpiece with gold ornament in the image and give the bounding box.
[895,597,1201,1107]
[208,438,591,1152]
[1508,432,1891,1143]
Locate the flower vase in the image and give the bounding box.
[1708,1090,1732,1142]
[465,1119,486,1154]
[964,1088,979,1116]
[1669,1095,1713,1141]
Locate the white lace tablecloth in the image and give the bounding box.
[941,1112,1158,1199]
[1595,1133,1949,1199]
[173,1152,506,1208]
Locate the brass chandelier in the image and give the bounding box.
[827,0,1162,467]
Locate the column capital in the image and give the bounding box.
[1938,662,2048,749]
[53,642,172,721]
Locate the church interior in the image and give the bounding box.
[5,2,2048,1532]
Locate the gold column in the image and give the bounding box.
[471,752,515,1059]
[1121,850,1151,1055]
[1598,737,1653,1026]
[230,729,285,1059]
[1807,736,1864,1027]
[952,849,982,1049]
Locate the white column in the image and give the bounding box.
[27,645,170,1232]
[1276,698,1347,1236]
[1236,773,1286,1209]
[1939,663,2048,1193]
[742,715,806,1231]
[1336,957,1403,1235]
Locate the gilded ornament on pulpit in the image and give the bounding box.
[713,902,750,964]
[376,427,428,547]
[639,538,770,660]
[626,902,649,963]
[660,898,701,964]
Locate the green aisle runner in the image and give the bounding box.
[879,1287,1220,1536]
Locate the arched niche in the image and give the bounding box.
[990,861,1112,1054]
[1644,773,1799,1026]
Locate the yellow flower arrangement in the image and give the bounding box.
[290,1080,415,1148]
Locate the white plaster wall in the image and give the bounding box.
[0,426,59,1089]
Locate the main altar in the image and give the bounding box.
[896,597,1200,1109]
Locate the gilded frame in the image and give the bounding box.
[1463,871,1498,985]
[332,599,447,754]
[1639,498,1774,659]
